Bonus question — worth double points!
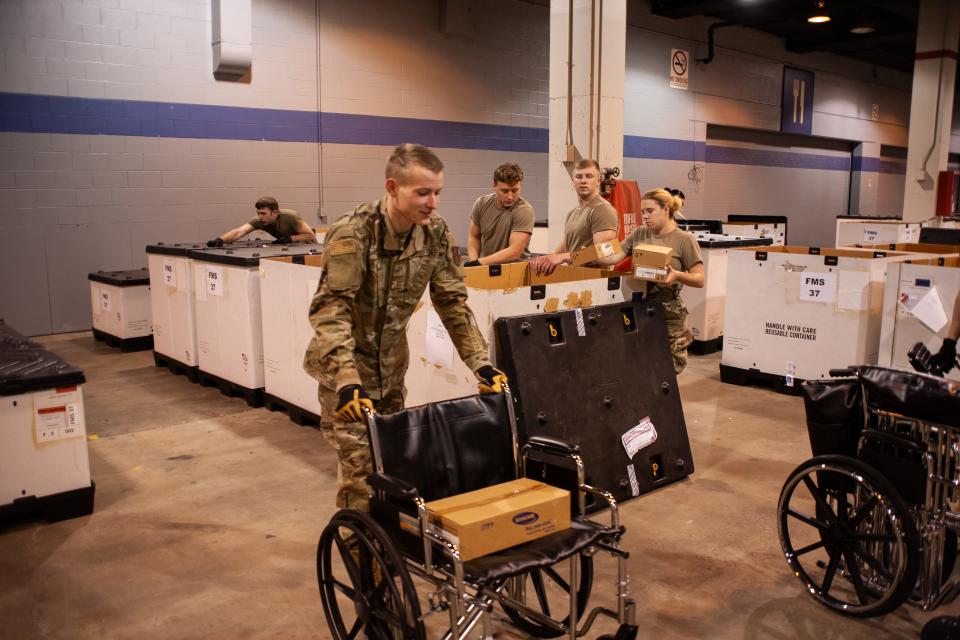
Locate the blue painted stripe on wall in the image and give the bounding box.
[0,91,900,173]
[705,145,851,171]
[851,156,906,175]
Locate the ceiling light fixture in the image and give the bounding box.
[808,0,830,23]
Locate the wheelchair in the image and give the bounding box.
[315,386,639,639]
[776,365,960,617]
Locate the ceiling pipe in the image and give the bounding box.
[696,21,734,65]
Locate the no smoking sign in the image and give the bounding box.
[670,49,689,90]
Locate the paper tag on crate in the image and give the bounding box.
[799,271,836,303]
[162,260,177,288]
[621,417,657,460]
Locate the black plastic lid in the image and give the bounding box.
[0,321,85,396]
[694,234,775,248]
[88,268,150,286]
[187,243,323,266]
[145,242,208,256]
[835,215,903,220]
[726,215,788,225]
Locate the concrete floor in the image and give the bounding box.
[0,332,952,639]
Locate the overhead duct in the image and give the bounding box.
[212,0,252,79]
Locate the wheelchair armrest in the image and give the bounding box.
[859,429,925,456]
[525,435,580,456]
[367,473,421,501]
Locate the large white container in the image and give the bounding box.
[720,246,916,389]
[835,216,922,247]
[682,233,773,354]
[878,260,960,382]
[188,244,322,402]
[146,242,209,373]
[0,322,94,522]
[722,216,787,246]
[404,264,630,406]
[88,269,152,348]
[259,255,324,423]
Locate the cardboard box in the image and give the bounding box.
[570,238,621,266]
[400,478,570,561]
[464,263,605,289]
[632,244,673,281]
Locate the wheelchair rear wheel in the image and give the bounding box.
[500,555,593,638]
[317,509,426,640]
[777,455,922,617]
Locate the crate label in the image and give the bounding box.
[100,288,112,312]
[862,227,880,243]
[799,271,836,303]
[206,266,224,297]
[34,389,84,443]
[621,417,658,459]
[162,260,177,288]
[626,464,640,497]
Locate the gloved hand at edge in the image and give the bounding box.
[475,365,508,394]
[335,384,376,422]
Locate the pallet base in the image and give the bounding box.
[719,363,803,396]
[197,369,264,408]
[153,351,200,382]
[92,328,153,352]
[0,482,95,523]
[264,393,322,427]
[690,336,723,356]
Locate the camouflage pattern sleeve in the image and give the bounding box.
[304,221,367,391]
[428,221,491,373]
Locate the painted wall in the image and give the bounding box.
[0,0,956,335]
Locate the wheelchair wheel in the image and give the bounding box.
[500,555,593,638]
[777,455,922,618]
[317,509,426,640]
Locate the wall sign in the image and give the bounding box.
[781,66,814,135]
[670,49,689,90]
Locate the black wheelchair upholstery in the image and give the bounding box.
[369,392,616,584]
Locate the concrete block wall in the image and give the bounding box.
[0,0,957,334]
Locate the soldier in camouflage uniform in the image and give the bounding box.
[304,144,507,512]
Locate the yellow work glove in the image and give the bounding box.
[335,385,375,422]
[475,365,508,394]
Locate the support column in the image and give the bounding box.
[849,142,881,216]
[547,0,627,248]
[902,0,960,222]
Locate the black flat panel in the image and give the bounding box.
[494,301,694,506]
[919,227,960,245]
[186,243,323,267]
[0,320,85,396]
[87,268,150,287]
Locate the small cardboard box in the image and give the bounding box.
[400,478,570,561]
[464,263,606,289]
[632,244,673,281]
[570,238,622,266]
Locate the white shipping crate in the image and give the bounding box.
[404,264,628,407]
[721,219,787,246]
[721,246,916,384]
[835,217,921,247]
[147,243,208,367]
[259,255,324,420]
[878,261,960,382]
[0,323,94,521]
[189,244,322,392]
[682,233,773,353]
[88,269,152,339]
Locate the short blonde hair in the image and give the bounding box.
[641,188,683,219]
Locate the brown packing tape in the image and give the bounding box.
[427,483,544,517]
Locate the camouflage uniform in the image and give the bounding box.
[304,198,491,511]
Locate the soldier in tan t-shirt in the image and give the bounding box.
[465,163,535,266]
[207,196,316,247]
[530,158,619,275]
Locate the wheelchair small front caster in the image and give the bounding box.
[598,624,638,640]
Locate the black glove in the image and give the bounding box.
[930,338,957,374]
[475,365,507,393]
[206,237,224,248]
[335,385,375,422]
[463,259,481,268]
[271,235,292,245]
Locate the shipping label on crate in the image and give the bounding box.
[34,386,85,443]
[206,266,224,297]
[799,271,837,303]
[862,227,881,244]
[163,260,177,288]
[621,417,658,459]
[99,288,112,312]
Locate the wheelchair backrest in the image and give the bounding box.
[369,392,518,502]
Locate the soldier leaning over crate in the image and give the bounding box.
[463,163,535,267]
[303,143,507,512]
[206,196,316,247]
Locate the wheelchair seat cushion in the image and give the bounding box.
[464,519,615,584]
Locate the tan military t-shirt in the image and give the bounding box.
[470,194,535,259]
[246,209,303,239]
[562,195,619,252]
[621,225,703,294]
